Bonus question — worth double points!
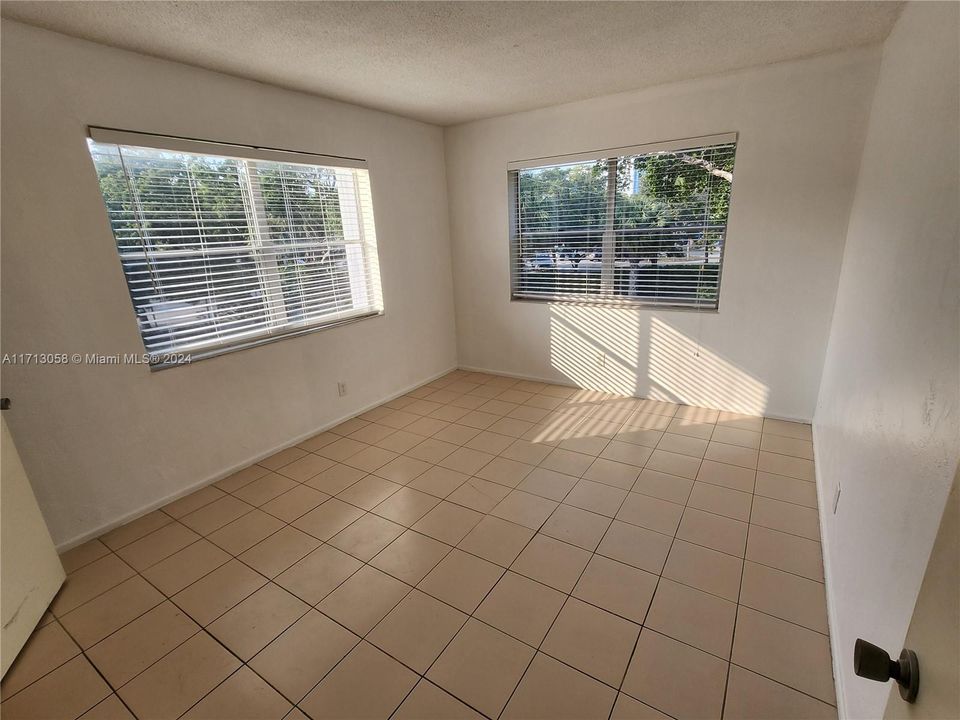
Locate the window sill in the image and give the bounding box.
[148,310,384,371]
[510,294,719,313]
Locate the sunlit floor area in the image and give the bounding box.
[1,370,834,720]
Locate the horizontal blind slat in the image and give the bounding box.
[88,136,383,364]
[509,135,734,308]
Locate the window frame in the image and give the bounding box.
[507,132,737,312]
[87,127,385,369]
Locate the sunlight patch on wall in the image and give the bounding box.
[548,305,641,397]
[548,305,769,416]
[648,317,768,415]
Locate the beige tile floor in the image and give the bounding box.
[1,370,837,720]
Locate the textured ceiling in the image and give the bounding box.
[1,1,903,125]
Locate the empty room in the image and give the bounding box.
[0,2,957,719]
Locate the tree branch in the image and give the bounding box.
[652,152,733,182]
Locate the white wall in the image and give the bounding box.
[813,4,960,719]
[0,21,458,548]
[444,48,882,421]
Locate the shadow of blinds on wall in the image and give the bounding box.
[508,133,737,310]
[86,128,383,368]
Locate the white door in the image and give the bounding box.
[884,472,959,719]
[1,413,65,677]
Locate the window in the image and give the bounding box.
[87,128,383,367]
[508,134,737,310]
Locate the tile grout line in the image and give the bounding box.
[51,510,822,708]
[174,375,567,716]
[719,472,755,719]
[18,372,822,720]
[607,424,705,720]
[490,467,613,720]
[376,376,816,716]
[42,504,826,719]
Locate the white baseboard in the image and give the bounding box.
[59,361,814,552]
[458,364,577,389]
[457,364,812,423]
[56,365,458,552]
[812,421,847,719]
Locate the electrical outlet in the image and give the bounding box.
[337,382,348,397]
[832,482,842,514]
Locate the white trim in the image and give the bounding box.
[55,364,457,552]
[150,310,384,371]
[762,411,815,425]
[457,364,580,390]
[506,131,738,171]
[57,362,814,552]
[812,421,848,719]
[88,126,368,170]
[456,364,812,423]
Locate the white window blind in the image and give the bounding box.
[508,134,737,310]
[86,128,383,366]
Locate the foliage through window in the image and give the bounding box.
[87,129,382,366]
[509,134,736,309]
